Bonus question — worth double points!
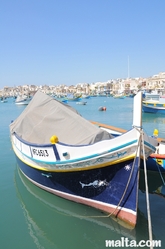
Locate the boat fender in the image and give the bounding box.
[153,129,158,138]
[98,106,106,111]
[50,135,59,144]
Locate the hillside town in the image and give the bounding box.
[1,71,165,97]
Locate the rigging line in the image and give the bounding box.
[141,131,153,249]
[107,132,141,218]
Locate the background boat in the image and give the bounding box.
[81,94,91,99]
[113,93,125,99]
[15,95,32,105]
[66,94,82,101]
[142,99,165,114]
[76,101,87,105]
[142,90,160,101]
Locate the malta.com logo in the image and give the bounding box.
[105,237,161,248]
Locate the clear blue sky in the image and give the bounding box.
[0,0,165,88]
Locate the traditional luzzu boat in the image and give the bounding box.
[10,91,157,228]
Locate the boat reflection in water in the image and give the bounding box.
[14,167,157,249]
[138,169,165,244]
[139,169,165,197]
[142,112,165,137]
[15,166,165,248]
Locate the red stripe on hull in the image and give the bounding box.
[150,154,165,159]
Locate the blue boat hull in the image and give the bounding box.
[15,155,140,227]
[142,105,165,114]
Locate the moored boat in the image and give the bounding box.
[56,98,68,103]
[81,94,91,99]
[15,95,31,105]
[142,99,165,114]
[10,91,157,228]
[142,91,160,101]
[66,94,82,102]
[76,101,87,105]
[113,93,125,99]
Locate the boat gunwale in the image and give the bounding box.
[12,132,139,165]
[13,144,137,172]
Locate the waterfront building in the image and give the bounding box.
[1,71,165,97]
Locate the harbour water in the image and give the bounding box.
[1,96,165,249]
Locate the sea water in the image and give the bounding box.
[0,96,165,249]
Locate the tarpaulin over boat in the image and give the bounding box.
[10,91,113,145]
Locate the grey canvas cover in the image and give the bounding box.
[10,90,113,145]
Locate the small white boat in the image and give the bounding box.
[15,95,31,105]
[113,94,125,99]
[81,94,91,99]
[142,90,160,101]
[76,101,87,105]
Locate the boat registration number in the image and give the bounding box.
[32,148,49,157]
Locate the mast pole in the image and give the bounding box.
[128,55,130,79]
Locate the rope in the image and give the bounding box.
[141,131,153,249]
[106,134,141,218]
